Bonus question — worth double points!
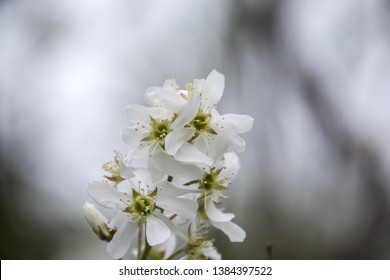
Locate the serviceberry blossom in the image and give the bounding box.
[84,70,253,259]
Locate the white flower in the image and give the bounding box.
[102,151,134,185]
[87,169,198,259]
[204,192,246,243]
[120,105,174,156]
[145,70,253,163]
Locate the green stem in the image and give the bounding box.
[167,247,184,260]
[137,223,143,260]
[141,241,152,260]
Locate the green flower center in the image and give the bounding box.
[125,189,156,221]
[200,170,226,192]
[142,118,172,148]
[190,111,210,132]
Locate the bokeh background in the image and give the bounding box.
[1,0,390,259]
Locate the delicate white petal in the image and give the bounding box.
[222,114,254,134]
[210,220,246,242]
[201,247,221,260]
[130,168,153,192]
[147,107,174,120]
[144,86,185,111]
[153,235,177,259]
[163,79,178,90]
[149,152,203,180]
[158,181,197,198]
[193,78,206,94]
[218,152,240,182]
[153,211,187,240]
[125,104,151,125]
[107,219,136,259]
[174,142,213,165]
[88,181,127,209]
[204,70,225,111]
[157,197,197,219]
[172,91,201,128]
[120,127,148,153]
[206,200,235,222]
[146,215,171,246]
[165,127,193,155]
[230,134,246,153]
[118,160,134,179]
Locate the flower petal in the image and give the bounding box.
[172,91,201,128]
[125,104,151,125]
[157,197,197,219]
[218,152,240,182]
[165,127,193,156]
[120,127,148,153]
[206,200,235,222]
[146,215,171,246]
[158,181,197,198]
[144,86,185,111]
[174,142,213,165]
[148,152,203,180]
[130,168,153,193]
[209,220,246,242]
[87,181,127,209]
[204,70,225,111]
[107,219,136,259]
[222,113,254,134]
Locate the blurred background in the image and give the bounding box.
[1,0,390,259]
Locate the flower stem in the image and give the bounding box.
[137,222,143,260]
[141,241,152,260]
[167,247,184,260]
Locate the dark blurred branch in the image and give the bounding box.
[301,73,390,258]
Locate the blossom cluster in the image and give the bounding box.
[83,70,253,259]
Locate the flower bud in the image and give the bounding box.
[83,202,116,241]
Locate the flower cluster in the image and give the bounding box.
[83,70,253,259]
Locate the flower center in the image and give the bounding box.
[142,118,172,148]
[190,111,210,132]
[200,170,226,192]
[133,195,155,216]
[125,190,156,221]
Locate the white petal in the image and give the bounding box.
[118,160,134,179]
[130,168,153,192]
[201,247,221,260]
[146,215,171,246]
[120,127,147,153]
[158,181,197,198]
[144,86,185,111]
[206,200,235,222]
[157,197,197,219]
[218,152,240,182]
[174,142,213,165]
[204,70,225,111]
[172,91,201,128]
[210,220,246,242]
[163,79,178,90]
[147,107,174,120]
[230,134,246,153]
[222,113,254,134]
[153,235,177,259]
[87,181,127,209]
[107,219,136,259]
[125,104,151,125]
[165,127,193,155]
[148,152,203,180]
[193,78,206,94]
